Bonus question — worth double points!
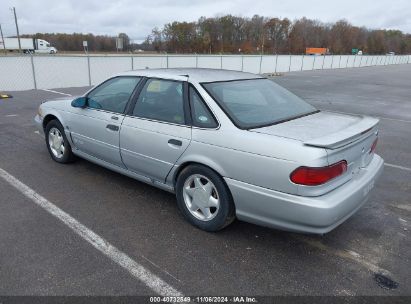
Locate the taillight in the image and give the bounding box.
[370,138,378,154]
[290,160,348,186]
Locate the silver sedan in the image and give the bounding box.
[34,68,384,233]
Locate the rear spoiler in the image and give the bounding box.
[304,116,379,149]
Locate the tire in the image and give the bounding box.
[176,164,235,232]
[45,120,75,163]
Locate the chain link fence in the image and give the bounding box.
[0,56,34,90]
[1,54,410,91]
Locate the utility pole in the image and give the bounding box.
[261,25,265,55]
[11,7,21,53]
[261,33,264,55]
[0,24,6,54]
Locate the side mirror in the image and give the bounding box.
[71,97,87,108]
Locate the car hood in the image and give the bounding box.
[250,111,379,149]
[42,96,78,109]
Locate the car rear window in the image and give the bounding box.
[202,79,318,129]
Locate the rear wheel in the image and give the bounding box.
[45,120,74,163]
[176,165,235,232]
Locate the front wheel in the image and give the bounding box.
[176,165,235,232]
[45,120,74,163]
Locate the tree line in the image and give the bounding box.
[19,15,411,54]
[144,15,411,54]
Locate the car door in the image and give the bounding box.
[120,78,191,182]
[69,76,141,168]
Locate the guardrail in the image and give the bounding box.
[1,54,410,91]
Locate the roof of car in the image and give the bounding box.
[118,68,263,83]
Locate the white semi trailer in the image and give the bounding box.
[0,38,57,54]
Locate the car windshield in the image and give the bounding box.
[202,78,318,129]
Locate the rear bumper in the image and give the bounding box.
[225,154,384,234]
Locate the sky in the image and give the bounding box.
[1,0,410,42]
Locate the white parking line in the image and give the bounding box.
[295,236,392,276]
[385,163,411,172]
[0,168,183,297]
[5,114,18,117]
[379,117,411,124]
[41,89,72,96]
[322,109,411,124]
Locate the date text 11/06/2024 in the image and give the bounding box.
[149,296,257,303]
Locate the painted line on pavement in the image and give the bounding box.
[41,89,72,96]
[323,109,411,124]
[379,117,411,124]
[0,167,183,297]
[295,236,392,277]
[385,163,411,172]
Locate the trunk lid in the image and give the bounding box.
[250,111,378,148]
[251,111,379,185]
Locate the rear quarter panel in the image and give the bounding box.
[172,126,329,195]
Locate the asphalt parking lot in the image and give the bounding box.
[0,64,410,297]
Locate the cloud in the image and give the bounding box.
[1,0,410,40]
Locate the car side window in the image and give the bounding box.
[133,79,185,124]
[189,86,218,128]
[87,77,141,113]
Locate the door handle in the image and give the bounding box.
[168,139,182,146]
[111,116,119,120]
[106,124,119,131]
